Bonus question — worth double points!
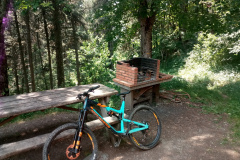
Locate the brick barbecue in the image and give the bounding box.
[113,58,173,88]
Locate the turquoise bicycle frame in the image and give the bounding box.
[89,100,149,135]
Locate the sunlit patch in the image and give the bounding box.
[188,134,214,146]
[18,120,25,124]
[113,156,123,160]
[33,128,38,132]
[20,132,26,136]
[179,62,240,90]
[221,149,240,159]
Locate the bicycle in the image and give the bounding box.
[42,85,161,160]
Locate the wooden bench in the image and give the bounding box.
[0,83,119,159]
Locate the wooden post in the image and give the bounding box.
[153,84,160,104]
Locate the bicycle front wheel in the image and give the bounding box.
[42,123,98,160]
[128,105,161,150]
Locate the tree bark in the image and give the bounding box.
[12,47,20,94]
[138,0,156,58]
[0,0,9,96]
[139,15,155,58]
[42,7,53,89]
[36,31,48,90]
[14,9,29,93]
[71,17,80,85]
[52,0,65,87]
[24,9,36,92]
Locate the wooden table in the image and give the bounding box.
[0,83,118,126]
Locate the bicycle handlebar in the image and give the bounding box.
[77,85,100,99]
[87,85,100,92]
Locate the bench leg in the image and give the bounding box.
[153,84,160,104]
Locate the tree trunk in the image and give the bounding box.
[42,7,53,89]
[52,0,65,88]
[71,18,80,85]
[139,15,156,58]
[0,0,9,96]
[138,0,156,58]
[37,31,48,90]
[24,9,36,92]
[108,41,114,69]
[14,9,29,93]
[12,47,20,94]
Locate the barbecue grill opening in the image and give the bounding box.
[119,58,159,83]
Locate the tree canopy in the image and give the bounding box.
[0,0,239,95]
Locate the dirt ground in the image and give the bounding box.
[1,99,240,160]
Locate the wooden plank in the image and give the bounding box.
[114,78,172,91]
[0,84,94,103]
[0,84,118,118]
[0,83,116,104]
[0,115,127,160]
[133,86,152,100]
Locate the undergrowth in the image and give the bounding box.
[160,32,240,142]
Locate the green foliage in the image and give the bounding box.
[181,31,240,72]
[40,2,52,8]
[95,0,230,59]
[79,33,113,84]
[63,32,130,85]
[94,0,167,54]
[159,30,240,140]
[178,31,240,116]
[161,68,240,139]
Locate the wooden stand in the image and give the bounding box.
[115,78,171,110]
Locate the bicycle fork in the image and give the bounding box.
[71,109,87,154]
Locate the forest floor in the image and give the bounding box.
[1,98,240,160]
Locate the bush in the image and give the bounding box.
[184,31,240,71]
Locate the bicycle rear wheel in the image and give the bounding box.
[128,105,161,150]
[42,123,98,160]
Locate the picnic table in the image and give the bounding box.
[0,83,118,126]
[0,83,119,159]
